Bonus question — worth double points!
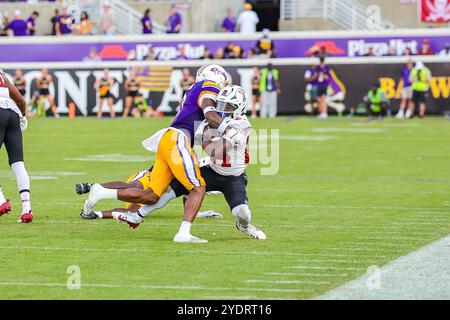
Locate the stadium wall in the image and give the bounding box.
[1,56,448,116]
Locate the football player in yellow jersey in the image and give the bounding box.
[83,65,245,243]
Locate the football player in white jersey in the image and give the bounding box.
[0,70,33,223]
[77,85,266,240]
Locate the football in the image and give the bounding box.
[201,124,232,161]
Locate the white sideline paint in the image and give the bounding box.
[318,234,450,299]
[327,247,403,252]
[65,154,151,163]
[295,259,377,264]
[0,282,310,293]
[246,280,331,285]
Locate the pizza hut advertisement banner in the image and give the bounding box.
[420,0,450,23]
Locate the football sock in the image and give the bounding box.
[96,185,118,200]
[178,221,192,235]
[139,189,176,217]
[94,211,103,219]
[11,162,31,214]
[0,186,6,204]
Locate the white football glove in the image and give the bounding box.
[20,116,28,132]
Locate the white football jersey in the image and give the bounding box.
[0,72,22,117]
[196,116,251,176]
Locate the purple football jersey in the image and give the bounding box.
[171,80,220,145]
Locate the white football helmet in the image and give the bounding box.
[217,85,247,118]
[196,64,232,89]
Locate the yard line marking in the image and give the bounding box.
[366,231,434,236]
[262,204,446,212]
[264,272,348,278]
[326,247,403,252]
[246,279,331,285]
[392,222,449,226]
[0,282,310,293]
[398,218,450,222]
[252,189,439,195]
[3,220,438,232]
[364,236,430,241]
[0,245,375,259]
[343,242,413,247]
[295,259,377,264]
[286,266,364,271]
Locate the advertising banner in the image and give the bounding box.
[420,0,450,23]
[2,61,449,116]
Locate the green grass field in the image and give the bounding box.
[0,116,449,299]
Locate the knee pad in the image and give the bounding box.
[232,204,251,227]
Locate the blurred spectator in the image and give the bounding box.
[259,63,280,118]
[418,39,434,55]
[396,59,414,119]
[13,69,26,97]
[83,47,102,62]
[56,6,73,36]
[50,9,59,36]
[250,67,260,119]
[127,49,137,61]
[179,68,195,98]
[200,47,214,59]
[26,11,39,36]
[0,11,9,37]
[312,57,331,119]
[100,1,115,35]
[438,43,450,56]
[364,82,389,118]
[144,47,158,60]
[319,45,332,57]
[223,41,234,58]
[304,64,318,115]
[214,47,224,59]
[410,61,432,118]
[141,8,152,34]
[403,47,413,56]
[255,28,275,56]
[165,4,182,33]
[247,48,257,59]
[75,11,93,35]
[7,10,27,36]
[94,68,116,118]
[237,2,259,34]
[123,68,140,118]
[385,46,397,56]
[363,47,375,57]
[221,7,236,32]
[176,45,188,60]
[231,44,245,59]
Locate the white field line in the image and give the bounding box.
[364,236,430,241]
[342,242,413,247]
[0,245,378,259]
[2,219,440,232]
[264,272,348,278]
[286,266,364,271]
[366,231,434,236]
[326,247,403,252]
[246,279,331,285]
[0,282,311,293]
[252,189,439,195]
[398,218,450,222]
[295,259,377,264]
[262,204,447,212]
[317,234,450,299]
[392,221,449,226]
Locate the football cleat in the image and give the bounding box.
[0,200,11,217]
[75,183,92,195]
[173,233,208,243]
[18,211,33,223]
[116,212,142,229]
[236,223,267,240]
[80,210,99,220]
[197,210,223,219]
[83,183,102,213]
